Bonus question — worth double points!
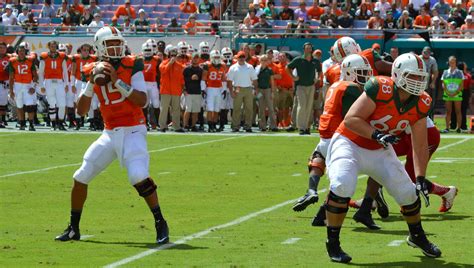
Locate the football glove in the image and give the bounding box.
[371,130,400,148]
[415,176,430,207]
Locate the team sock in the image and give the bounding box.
[430,183,450,196]
[70,209,82,230]
[358,196,374,214]
[308,174,320,192]
[407,221,425,238]
[327,226,341,242]
[151,205,164,221]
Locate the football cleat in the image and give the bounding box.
[28,124,36,131]
[326,240,352,263]
[353,210,381,230]
[58,121,67,131]
[406,234,442,258]
[55,224,80,241]
[155,219,169,244]
[293,190,319,212]
[439,186,458,212]
[374,188,389,218]
[349,198,376,210]
[312,205,326,227]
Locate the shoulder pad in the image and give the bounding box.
[373,76,394,102]
[40,52,48,59]
[417,92,432,115]
[121,55,136,67]
[58,52,67,59]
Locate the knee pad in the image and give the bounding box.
[25,105,35,113]
[134,178,157,198]
[308,150,326,174]
[324,191,350,214]
[400,197,421,217]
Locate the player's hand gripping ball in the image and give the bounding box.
[93,62,111,86]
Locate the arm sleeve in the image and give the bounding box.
[131,71,146,92]
[38,60,45,86]
[364,77,379,102]
[287,57,298,69]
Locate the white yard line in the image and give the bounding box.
[436,138,470,151]
[291,173,302,177]
[0,136,242,179]
[103,188,328,268]
[80,235,95,240]
[281,238,301,244]
[387,240,405,247]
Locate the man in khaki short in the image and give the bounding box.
[183,53,204,131]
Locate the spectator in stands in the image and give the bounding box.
[342,0,356,17]
[368,7,384,29]
[397,10,413,29]
[251,3,265,17]
[414,8,431,29]
[411,0,425,11]
[441,56,464,133]
[429,15,445,38]
[61,13,74,31]
[80,7,93,26]
[167,17,183,32]
[355,2,372,20]
[375,0,391,19]
[114,0,136,21]
[109,16,120,29]
[308,0,324,20]
[247,9,259,25]
[252,13,272,37]
[460,15,474,37]
[69,5,81,25]
[279,0,295,20]
[446,21,461,36]
[87,12,103,32]
[210,22,220,35]
[122,17,133,33]
[391,2,402,20]
[180,0,198,14]
[331,3,342,17]
[294,1,309,21]
[383,47,399,62]
[133,9,150,33]
[338,7,354,28]
[17,6,29,24]
[383,10,397,29]
[432,0,451,15]
[198,0,215,18]
[264,1,279,20]
[320,6,337,27]
[72,0,84,15]
[39,0,55,19]
[294,17,313,37]
[184,14,203,35]
[56,1,69,18]
[470,6,474,16]
[420,46,438,99]
[23,12,38,33]
[240,17,253,36]
[407,3,419,19]
[88,0,100,16]
[449,2,467,27]
[1,5,17,26]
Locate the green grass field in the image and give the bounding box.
[1,131,473,267]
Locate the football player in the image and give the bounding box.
[59,43,77,128]
[141,41,161,130]
[202,50,227,132]
[292,54,372,212]
[177,41,190,64]
[55,26,169,244]
[38,40,69,130]
[0,42,10,128]
[324,53,441,262]
[199,41,210,63]
[8,43,38,131]
[219,47,234,130]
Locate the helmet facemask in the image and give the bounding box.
[395,70,429,96]
[96,38,125,61]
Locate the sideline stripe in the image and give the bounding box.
[104,189,328,268]
[0,136,242,179]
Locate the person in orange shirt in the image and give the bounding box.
[141,41,161,130]
[308,0,324,20]
[159,45,185,132]
[180,0,198,14]
[113,0,136,21]
[72,0,84,15]
[183,14,203,35]
[460,15,474,38]
[0,42,10,128]
[273,52,293,127]
[413,8,431,29]
[38,40,70,131]
[8,44,38,131]
[58,43,77,128]
[367,8,384,29]
[55,27,169,245]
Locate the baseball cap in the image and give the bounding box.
[314,49,322,55]
[466,15,473,21]
[374,7,380,12]
[236,51,246,58]
[139,9,145,14]
[432,16,440,21]
[372,43,381,50]
[5,4,13,10]
[94,13,101,17]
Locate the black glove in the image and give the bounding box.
[371,130,400,148]
[222,90,227,100]
[415,176,430,207]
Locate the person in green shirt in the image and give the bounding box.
[132,9,150,33]
[286,42,322,135]
[256,55,278,131]
[441,56,464,133]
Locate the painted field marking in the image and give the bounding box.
[292,173,302,177]
[436,138,470,151]
[158,172,171,175]
[80,235,95,240]
[281,238,301,244]
[0,136,242,179]
[387,240,405,247]
[227,172,237,175]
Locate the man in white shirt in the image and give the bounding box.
[226,51,258,132]
[87,13,104,33]
[410,0,425,11]
[17,6,29,24]
[375,0,391,19]
[1,5,18,26]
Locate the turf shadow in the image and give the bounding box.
[350,227,433,236]
[349,256,473,267]
[81,240,207,250]
[379,213,471,223]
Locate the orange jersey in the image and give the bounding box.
[325,63,341,86]
[92,56,146,130]
[204,62,226,88]
[72,54,97,81]
[337,76,432,150]
[358,49,380,76]
[143,56,160,82]
[9,56,36,83]
[40,52,67,79]
[275,62,293,89]
[0,54,10,81]
[319,81,362,139]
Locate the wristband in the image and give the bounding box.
[80,81,94,98]
[115,79,133,97]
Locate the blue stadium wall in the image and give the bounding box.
[235,37,474,70]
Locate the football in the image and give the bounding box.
[93,62,111,86]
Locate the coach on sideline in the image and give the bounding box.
[286,42,322,135]
[227,51,258,132]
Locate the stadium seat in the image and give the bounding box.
[195,13,211,20]
[309,21,320,27]
[143,0,156,4]
[273,20,289,26]
[142,6,154,13]
[114,0,126,5]
[154,6,169,12]
[173,0,183,4]
[102,18,112,25]
[160,0,174,5]
[100,0,113,5]
[102,12,114,18]
[38,17,51,25]
[51,17,62,24]
[169,6,180,13]
[164,13,176,18]
[180,13,190,19]
[353,20,368,28]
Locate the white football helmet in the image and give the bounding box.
[199,41,210,55]
[332,37,361,63]
[272,50,280,62]
[341,54,373,86]
[142,42,154,58]
[146,38,158,55]
[19,42,31,55]
[221,47,233,63]
[177,41,189,55]
[58,43,67,52]
[188,44,195,53]
[210,49,222,64]
[164,44,177,57]
[93,26,125,60]
[391,53,429,96]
